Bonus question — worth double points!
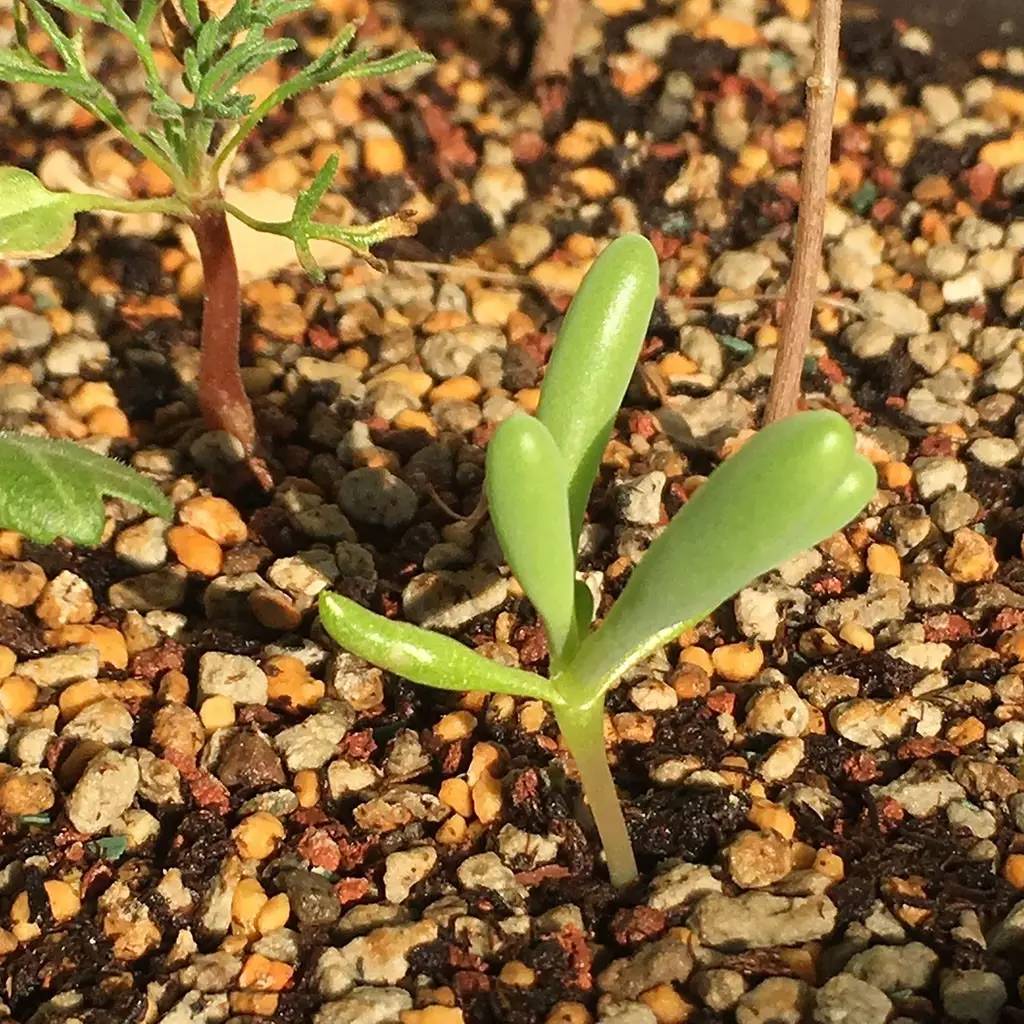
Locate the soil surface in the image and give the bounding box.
[2,1,1024,1023]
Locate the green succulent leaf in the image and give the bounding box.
[319,592,559,704]
[537,233,659,545]
[0,433,172,546]
[0,167,87,259]
[563,411,876,703]
[485,414,577,664]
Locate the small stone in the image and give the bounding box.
[615,472,665,526]
[744,684,809,737]
[724,830,793,888]
[913,456,967,500]
[0,306,51,352]
[813,975,891,1024]
[843,942,939,994]
[931,491,980,533]
[217,730,286,789]
[115,517,169,570]
[108,567,187,611]
[872,763,966,817]
[19,647,99,686]
[383,847,438,904]
[179,496,247,546]
[67,749,140,835]
[337,468,417,529]
[35,571,96,627]
[315,987,413,1024]
[472,165,526,229]
[692,969,746,1012]
[689,893,836,950]
[275,703,354,771]
[282,869,342,929]
[857,289,930,336]
[940,970,1006,1023]
[315,920,438,995]
[62,698,134,747]
[711,251,771,291]
[0,561,47,607]
[198,653,268,706]
[944,528,997,583]
[598,932,694,999]
[736,978,811,1024]
[658,391,755,451]
[403,569,509,631]
[647,862,723,912]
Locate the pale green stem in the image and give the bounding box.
[73,194,191,218]
[555,700,637,888]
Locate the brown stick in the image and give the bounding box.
[530,0,583,82]
[762,0,843,425]
[192,208,256,455]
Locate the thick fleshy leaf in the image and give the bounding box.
[0,433,172,546]
[563,411,876,700]
[486,414,576,663]
[319,592,558,704]
[537,233,659,544]
[0,167,86,259]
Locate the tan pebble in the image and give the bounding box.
[555,120,615,163]
[839,622,875,652]
[866,543,901,577]
[393,411,438,436]
[86,406,131,438]
[467,743,502,785]
[69,381,118,418]
[151,703,205,757]
[519,701,547,732]
[880,461,912,488]
[265,655,324,710]
[179,496,247,546]
[249,587,303,631]
[499,961,536,987]
[158,669,190,704]
[238,952,294,991]
[613,712,655,743]
[679,646,713,674]
[0,929,17,954]
[0,677,37,717]
[0,562,46,608]
[979,132,1024,170]
[670,663,711,700]
[439,778,473,817]
[436,814,468,846]
[231,877,268,933]
[430,376,481,404]
[234,812,285,860]
[702,15,761,47]
[58,679,105,720]
[1003,854,1024,889]
[364,135,406,175]
[471,771,502,824]
[639,983,695,1024]
[257,302,306,341]
[0,533,22,559]
[814,849,845,881]
[167,525,223,577]
[44,879,81,922]
[230,993,279,1016]
[725,829,793,888]
[435,710,476,742]
[257,893,291,934]
[747,799,796,839]
[945,527,997,583]
[294,769,320,809]
[546,1003,593,1024]
[0,770,55,816]
[592,0,642,14]
[712,642,764,682]
[569,167,617,200]
[199,695,235,731]
[45,625,128,669]
[401,1006,465,1024]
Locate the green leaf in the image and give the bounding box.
[563,411,876,701]
[486,415,577,665]
[0,433,173,546]
[318,592,558,704]
[0,167,85,259]
[537,234,659,545]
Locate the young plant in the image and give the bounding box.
[0,0,432,467]
[0,432,171,545]
[319,234,876,887]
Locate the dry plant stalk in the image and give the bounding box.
[763,0,843,424]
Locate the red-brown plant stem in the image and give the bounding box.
[531,0,583,82]
[763,0,843,425]
[192,207,256,455]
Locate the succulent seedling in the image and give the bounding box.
[320,234,876,887]
[0,432,171,545]
[0,0,431,469]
